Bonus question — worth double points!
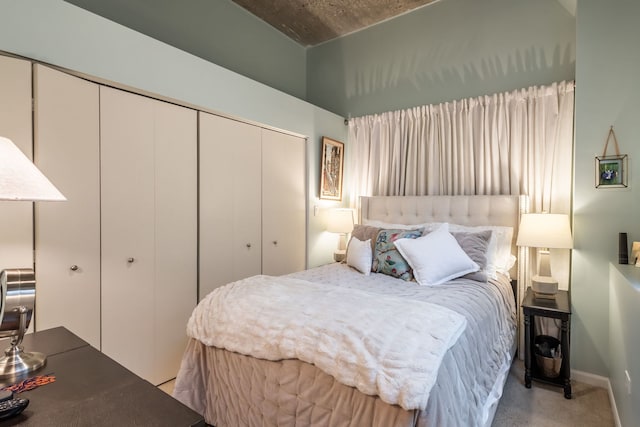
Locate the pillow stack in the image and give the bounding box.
[345,221,514,286]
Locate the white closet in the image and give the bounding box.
[34,65,101,348]
[100,86,197,385]
[33,65,197,385]
[0,56,34,272]
[5,56,307,385]
[199,112,306,299]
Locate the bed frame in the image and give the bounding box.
[176,194,530,427]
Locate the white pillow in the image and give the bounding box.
[394,223,479,286]
[346,237,372,275]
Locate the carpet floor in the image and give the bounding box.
[493,359,615,426]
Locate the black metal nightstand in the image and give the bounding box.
[522,287,572,399]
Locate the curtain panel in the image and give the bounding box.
[347,80,575,216]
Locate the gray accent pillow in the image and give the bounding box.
[450,230,492,283]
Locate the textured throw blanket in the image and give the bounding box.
[187,275,467,410]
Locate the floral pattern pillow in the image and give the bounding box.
[373,229,423,280]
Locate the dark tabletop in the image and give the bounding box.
[0,327,204,426]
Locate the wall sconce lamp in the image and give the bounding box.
[327,208,354,262]
[516,213,573,299]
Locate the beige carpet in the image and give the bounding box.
[158,379,175,395]
[493,359,615,426]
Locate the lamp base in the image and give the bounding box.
[334,249,346,263]
[0,345,46,380]
[531,275,558,300]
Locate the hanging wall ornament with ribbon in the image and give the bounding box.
[595,126,628,188]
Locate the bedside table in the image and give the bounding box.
[522,287,572,399]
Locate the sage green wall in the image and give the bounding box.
[64,0,307,100]
[573,0,640,377]
[307,0,576,118]
[0,0,346,269]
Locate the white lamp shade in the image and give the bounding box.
[327,208,354,234]
[516,213,572,249]
[0,136,65,201]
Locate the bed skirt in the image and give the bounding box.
[173,339,419,427]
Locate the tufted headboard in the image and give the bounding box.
[360,195,527,266]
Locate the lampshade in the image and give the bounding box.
[0,136,66,201]
[327,208,354,234]
[516,213,573,249]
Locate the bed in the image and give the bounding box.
[174,195,528,427]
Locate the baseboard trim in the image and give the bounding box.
[607,380,623,427]
[572,369,621,427]
[572,369,608,388]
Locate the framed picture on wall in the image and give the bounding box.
[595,154,628,188]
[319,137,344,201]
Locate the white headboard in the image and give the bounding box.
[360,195,527,262]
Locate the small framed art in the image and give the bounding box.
[319,137,344,201]
[595,154,627,188]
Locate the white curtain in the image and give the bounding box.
[347,80,574,216]
[347,81,575,352]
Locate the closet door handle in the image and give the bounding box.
[127,257,135,264]
[246,243,252,248]
[70,265,79,271]
[272,241,278,246]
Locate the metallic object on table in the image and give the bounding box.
[0,268,46,380]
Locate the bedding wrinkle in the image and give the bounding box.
[187,274,467,410]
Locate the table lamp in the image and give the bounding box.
[516,213,572,299]
[327,208,354,262]
[0,135,65,379]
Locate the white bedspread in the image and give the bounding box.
[187,274,467,410]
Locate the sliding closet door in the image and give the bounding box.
[101,86,197,385]
[0,56,34,272]
[199,112,261,299]
[261,129,306,276]
[33,65,101,348]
